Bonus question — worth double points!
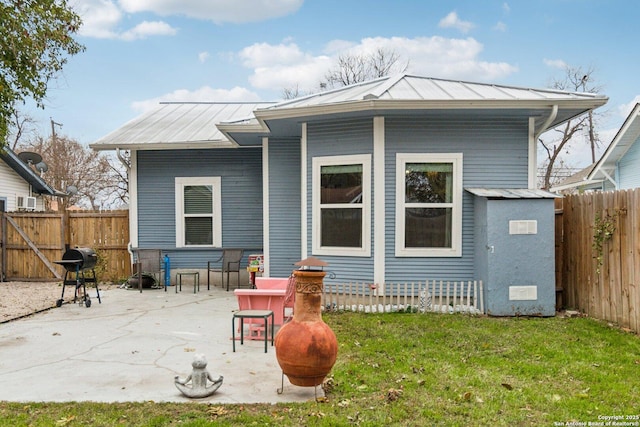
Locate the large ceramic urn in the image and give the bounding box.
[275,259,338,387]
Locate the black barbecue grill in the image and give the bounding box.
[54,247,101,307]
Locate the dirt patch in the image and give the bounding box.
[0,281,117,323]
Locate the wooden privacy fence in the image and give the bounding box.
[557,189,640,333]
[0,210,131,282]
[322,280,484,314]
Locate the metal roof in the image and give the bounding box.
[465,188,560,199]
[91,74,608,150]
[0,147,60,195]
[261,74,606,109]
[90,102,275,150]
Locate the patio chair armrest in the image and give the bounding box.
[207,256,223,270]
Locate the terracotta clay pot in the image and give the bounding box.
[275,269,338,387]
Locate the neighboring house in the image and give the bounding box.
[552,103,640,193]
[0,146,61,212]
[91,74,606,314]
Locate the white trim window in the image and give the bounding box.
[395,153,462,257]
[175,177,222,248]
[312,154,371,256]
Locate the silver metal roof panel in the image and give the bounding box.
[465,188,560,199]
[91,102,275,150]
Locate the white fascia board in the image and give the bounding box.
[254,98,608,122]
[550,178,604,193]
[90,140,237,151]
[588,103,640,180]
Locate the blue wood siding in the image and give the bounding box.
[618,136,640,189]
[267,138,302,277]
[384,116,529,283]
[306,118,375,284]
[136,148,263,268]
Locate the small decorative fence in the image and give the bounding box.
[322,280,484,315]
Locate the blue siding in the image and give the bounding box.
[268,138,302,276]
[136,149,263,269]
[306,118,375,284]
[618,135,640,189]
[385,117,529,283]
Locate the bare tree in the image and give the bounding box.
[324,48,409,89]
[7,109,37,150]
[539,65,603,190]
[18,134,124,210]
[282,48,409,100]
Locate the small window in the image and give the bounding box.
[312,154,371,256]
[175,177,222,247]
[396,153,462,257]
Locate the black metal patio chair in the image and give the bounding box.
[207,249,244,291]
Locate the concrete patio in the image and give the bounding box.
[0,285,321,403]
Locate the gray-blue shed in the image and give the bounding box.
[468,188,559,316]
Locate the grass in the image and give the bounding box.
[1,312,639,426]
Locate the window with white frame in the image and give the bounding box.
[395,153,462,257]
[312,154,371,256]
[175,177,222,247]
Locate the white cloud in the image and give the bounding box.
[74,0,299,40]
[75,0,123,39]
[544,58,568,69]
[438,11,475,34]
[198,52,210,63]
[118,0,303,24]
[503,2,511,14]
[239,42,307,68]
[131,86,262,113]
[74,0,177,40]
[120,21,177,40]
[237,35,518,94]
[618,96,640,118]
[494,21,507,32]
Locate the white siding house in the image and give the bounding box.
[0,147,60,212]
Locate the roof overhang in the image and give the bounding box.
[551,103,640,192]
[0,148,60,195]
[220,97,608,145]
[466,188,561,199]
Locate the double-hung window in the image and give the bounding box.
[175,177,222,247]
[395,153,462,257]
[312,154,371,256]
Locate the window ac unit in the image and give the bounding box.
[17,196,36,211]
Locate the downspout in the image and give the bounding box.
[534,105,558,141]
[117,148,134,267]
[529,105,558,188]
[116,148,131,170]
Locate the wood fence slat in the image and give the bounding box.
[2,210,130,282]
[559,189,640,334]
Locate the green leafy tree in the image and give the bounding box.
[0,0,84,145]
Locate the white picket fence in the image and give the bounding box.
[322,280,484,315]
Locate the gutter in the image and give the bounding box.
[534,105,558,141]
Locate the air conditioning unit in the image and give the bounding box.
[17,196,36,211]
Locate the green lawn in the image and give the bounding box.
[1,312,639,426]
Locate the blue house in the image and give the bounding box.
[91,74,606,312]
[552,102,640,193]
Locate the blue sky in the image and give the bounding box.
[20,0,640,168]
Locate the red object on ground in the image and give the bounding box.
[275,269,337,387]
